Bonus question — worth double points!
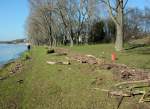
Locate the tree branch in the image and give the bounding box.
[104,0,119,25]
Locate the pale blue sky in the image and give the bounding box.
[0,0,149,41]
[0,0,28,41]
[128,0,149,9]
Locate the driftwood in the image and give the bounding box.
[93,79,150,109]
[100,88,147,108]
[0,76,8,81]
[101,89,131,97]
[139,91,146,103]
[117,96,124,109]
[100,89,145,97]
[115,79,150,87]
[47,61,70,65]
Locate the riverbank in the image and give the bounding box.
[0,44,27,68]
[0,44,150,109]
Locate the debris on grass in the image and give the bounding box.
[115,79,150,87]
[10,62,23,74]
[97,62,149,81]
[95,79,150,108]
[69,52,149,81]
[47,61,71,65]
[69,54,105,65]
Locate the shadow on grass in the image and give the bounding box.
[125,44,147,50]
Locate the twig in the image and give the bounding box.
[117,96,124,109]
[139,91,146,103]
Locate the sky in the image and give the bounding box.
[0,0,149,41]
[0,0,29,41]
[127,0,149,9]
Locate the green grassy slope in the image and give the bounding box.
[0,44,150,109]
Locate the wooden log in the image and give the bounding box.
[139,91,146,103]
[115,79,150,87]
[101,89,146,97]
[101,89,131,97]
[117,96,124,109]
[47,61,70,65]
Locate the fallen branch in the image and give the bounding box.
[130,85,150,92]
[117,96,124,109]
[115,79,150,87]
[0,76,8,81]
[47,61,70,65]
[101,89,131,97]
[100,88,147,97]
[139,91,146,103]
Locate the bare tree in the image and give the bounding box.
[99,0,129,51]
[26,0,102,46]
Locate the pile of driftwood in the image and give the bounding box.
[69,54,105,65]
[101,63,149,81]
[69,53,149,81]
[47,48,149,80]
[10,62,23,74]
[93,79,150,108]
[0,62,24,81]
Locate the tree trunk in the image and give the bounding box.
[115,24,123,51]
[115,0,124,51]
[70,36,74,47]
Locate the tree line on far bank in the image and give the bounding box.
[26,0,150,51]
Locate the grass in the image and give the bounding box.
[69,44,150,69]
[0,44,150,109]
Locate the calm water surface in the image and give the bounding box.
[0,44,27,67]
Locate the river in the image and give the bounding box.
[0,44,27,67]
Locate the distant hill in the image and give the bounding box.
[0,39,26,44]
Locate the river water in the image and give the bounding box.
[0,44,27,67]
